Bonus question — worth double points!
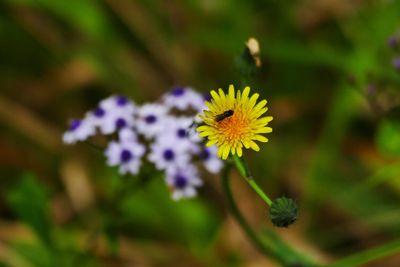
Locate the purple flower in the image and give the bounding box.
[148,141,190,171]
[62,118,95,144]
[89,95,136,135]
[136,103,168,139]
[155,116,199,152]
[165,165,203,200]
[162,86,205,112]
[105,130,145,175]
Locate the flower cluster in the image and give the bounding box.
[62,87,223,200]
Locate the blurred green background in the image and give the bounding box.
[1,0,400,266]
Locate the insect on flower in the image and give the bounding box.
[215,110,234,122]
[196,85,273,159]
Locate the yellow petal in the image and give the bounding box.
[228,85,235,100]
[249,141,260,151]
[211,90,220,103]
[254,135,268,142]
[243,140,250,149]
[218,88,226,100]
[253,99,267,113]
[231,145,236,155]
[237,146,243,157]
[206,140,217,147]
[199,132,211,137]
[196,125,214,132]
[242,86,250,101]
[256,116,273,125]
[248,93,259,110]
[254,127,273,133]
[222,145,231,159]
[217,147,223,158]
[251,107,268,119]
[236,89,241,101]
[205,101,216,112]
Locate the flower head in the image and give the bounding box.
[165,165,203,200]
[105,129,146,175]
[162,86,205,112]
[148,140,190,172]
[89,95,136,135]
[136,103,168,139]
[196,85,273,160]
[62,118,96,144]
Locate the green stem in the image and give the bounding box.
[231,154,272,206]
[222,163,316,267]
[221,163,279,259]
[326,239,400,267]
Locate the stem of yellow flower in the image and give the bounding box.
[231,154,273,206]
[222,162,317,266]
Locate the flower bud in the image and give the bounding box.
[269,197,298,227]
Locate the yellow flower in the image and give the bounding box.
[196,85,273,160]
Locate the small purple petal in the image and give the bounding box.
[94,107,105,118]
[171,87,185,97]
[145,115,157,124]
[120,149,133,163]
[116,95,128,106]
[163,149,175,161]
[115,118,127,129]
[69,119,81,131]
[174,174,187,189]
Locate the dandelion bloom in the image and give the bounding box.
[196,85,273,159]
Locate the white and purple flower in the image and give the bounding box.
[148,141,190,172]
[166,165,203,200]
[155,116,198,150]
[62,118,96,144]
[162,86,206,112]
[136,103,168,139]
[91,95,136,135]
[105,130,145,175]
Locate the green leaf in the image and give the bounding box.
[7,174,53,246]
[376,119,400,157]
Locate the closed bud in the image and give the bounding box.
[269,197,298,227]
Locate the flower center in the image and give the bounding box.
[171,87,185,96]
[69,119,81,131]
[199,148,210,160]
[177,128,186,138]
[115,118,127,129]
[116,96,128,106]
[94,107,105,118]
[216,109,250,143]
[145,115,157,124]
[120,149,133,162]
[163,149,175,161]
[174,174,187,189]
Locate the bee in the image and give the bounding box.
[215,110,234,122]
